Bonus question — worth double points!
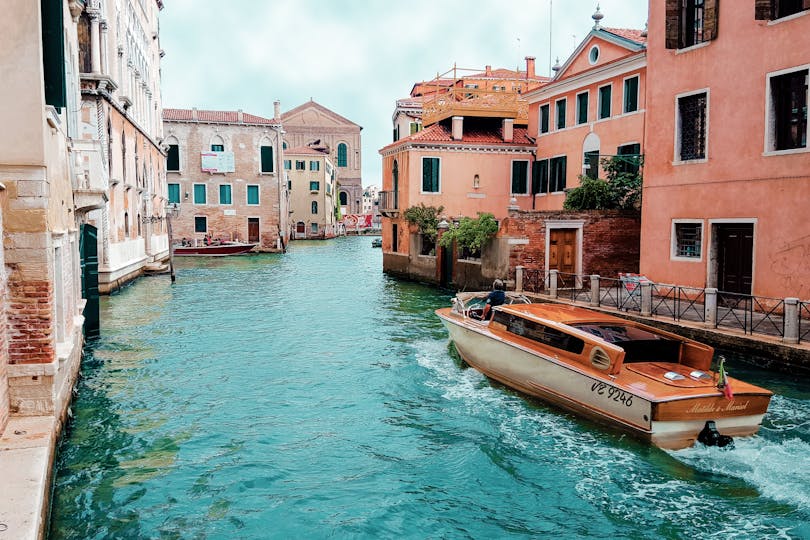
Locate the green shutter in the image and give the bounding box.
[624,77,639,113]
[41,0,66,110]
[247,185,259,204]
[577,93,588,124]
[599,86,612,119]
[194,216,207,233]
[219,185,231,204]
[261,146,274,172]
[557,100,566,129]
[536,160,549,193]
[194,184,206,204]
[422,157,439,192]
[540,105,549,133]
[168,183,180,203]
[512,161,528,194]
[338,143,348,167]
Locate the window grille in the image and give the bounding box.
[675,223,702,258]
[680,0,706,48]
[679,93,707,160]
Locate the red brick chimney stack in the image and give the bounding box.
[525,56,536,79]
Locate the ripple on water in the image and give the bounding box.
[49,238,810,539]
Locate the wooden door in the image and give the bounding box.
[717,224,753,294]
[248,218,260,243]
[549,229,577,275]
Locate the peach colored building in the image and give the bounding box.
[163,107,289,251]
[641,0,810,299]
[281,100,364,216]
[285,147,338,239]
[526,20,646,213]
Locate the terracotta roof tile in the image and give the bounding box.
[284,146,329,156]
[162,108,278,125]
[381,123,533,152]
[603,27,647,44]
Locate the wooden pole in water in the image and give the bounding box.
[166,206,176,283]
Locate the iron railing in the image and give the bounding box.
[512,267,808,345]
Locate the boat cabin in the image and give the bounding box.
[490,304,713,376]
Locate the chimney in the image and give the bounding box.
[525,56,536,79]
[502,119,514,143]
[452,116,464,141]
[485,65,492,76]
[191,107,198,121]
[237,109,244,123]
[274,100,281,121]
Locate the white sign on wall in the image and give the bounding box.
[201,151,235,173]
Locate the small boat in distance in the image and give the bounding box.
[371,237,382,248]
[172,242,256,256]
[436,294,772,450]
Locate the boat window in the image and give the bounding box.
[571,323,681,363]
[494,312,584,354]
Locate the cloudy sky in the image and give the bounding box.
[159,0,649,188]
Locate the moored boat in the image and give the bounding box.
[172,242,257,256]
[436,295,772,450]
[371,237,382,248]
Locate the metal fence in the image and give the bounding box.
[512,267,808,345]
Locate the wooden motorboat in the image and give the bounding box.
[371,237,382,248]
[436,296,772,450]
[172,242,256,256]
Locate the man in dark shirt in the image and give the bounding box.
[481,279,506,320]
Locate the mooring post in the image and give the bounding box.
[550,270,558,299]
[784,297,799,344]
[641,281,652,316]
[705,288,717,328]
[515,265,524,293]
[590,275,600,307]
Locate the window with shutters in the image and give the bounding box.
[549,156,567,192]
[211,144,224,152]
[539,104,550,134]
[311,201,318,215]
[247,185,259,205]
[534,159,549,194]
[167,144,180,171]
[310,160,320,171]
[193,184,207,204]
[511,160,529,194]
[219,184,232,205]
[598,85,612,120]
[260,145,274,173]
[556,98,567,129]
[295,160,306,170]
[284,159,291,170]
[768,68,808,152]
[576,92,589,124]
[310,181,320,192]
[756,0,810,20]
[337,143,348,167]
[666,0,718,49]
[168,183,180,204]
[676,91,708,161]
[624,76,639,113]
[422,157,440,193]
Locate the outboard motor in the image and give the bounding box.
[697,421,734,448]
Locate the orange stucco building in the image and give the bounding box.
[641,1,810,299]
[526,23,646,212]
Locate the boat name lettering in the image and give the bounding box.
[590,382,633,407]
[685,400,750,415]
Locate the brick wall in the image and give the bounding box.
[503,210,641,279]
[5,275,54,365]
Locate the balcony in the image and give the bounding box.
[72,138,109,213]
[422,87,528,126]
[379,190,399,217]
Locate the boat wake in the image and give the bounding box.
[416,338,809,538]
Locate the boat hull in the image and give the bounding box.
[172,243,256,256]
[437,310,770,450]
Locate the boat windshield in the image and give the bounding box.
[570,323,681,364]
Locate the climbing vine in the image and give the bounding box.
[403,204,444,240]
[438,213,499,257]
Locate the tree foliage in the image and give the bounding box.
[403,204,444,240]
[563,155,643,211]
[438,213,499,256]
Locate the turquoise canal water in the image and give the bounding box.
[49,237,810,539]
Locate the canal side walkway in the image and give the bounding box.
[0,416,55,539]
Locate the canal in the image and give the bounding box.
[49,236,809,539]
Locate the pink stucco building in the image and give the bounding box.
[641,0,810,299]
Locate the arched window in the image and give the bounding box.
[337,143,348,167]
[392,159,399,192]
[137,214,141,237]
[78,13,92,73]
[210,135,225,151]
[311,201,318,214]
[124,212,130,237]
[339,191,348,206]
